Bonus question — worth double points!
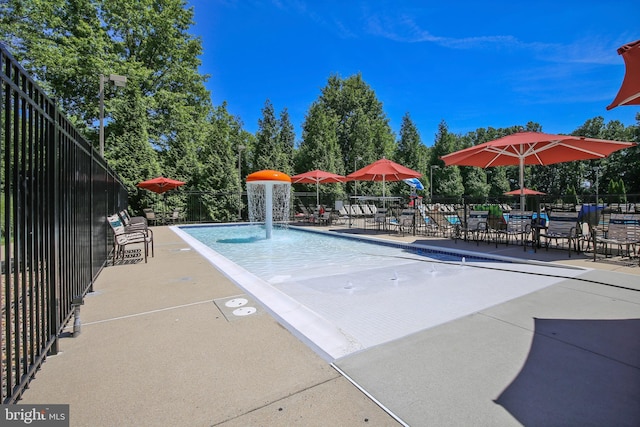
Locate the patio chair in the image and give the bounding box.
[108,214,154,264]
[119,209,148,232]
[538,211,580,257]
[373,208,389,230]
[496,211,533,250]
[458,210,489,245]
[389,209,416,236]
[593,214,640,261]
[143,208,161,226]
[166,209,182,224]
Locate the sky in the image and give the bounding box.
[186,0,639,146]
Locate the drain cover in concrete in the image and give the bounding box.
[214,295,261,321]
[225,298,248,308]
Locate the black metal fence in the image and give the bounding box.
[1,44,127,403]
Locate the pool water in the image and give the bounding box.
[175,224,586,361]
[182,224,472,284]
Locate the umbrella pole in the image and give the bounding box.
[382,176,386,208]
[519,157,525,210]
[316,181,319,208]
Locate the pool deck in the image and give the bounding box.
[20,221,640,426]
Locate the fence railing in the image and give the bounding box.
[1,44,127,403]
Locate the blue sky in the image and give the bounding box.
[186,0,639,146]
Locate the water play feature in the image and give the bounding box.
[246,169,291,239]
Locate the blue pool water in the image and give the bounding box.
[174,224,586,361]
[181,224,484,283]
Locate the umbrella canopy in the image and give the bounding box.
[290,169,346,207]
[347,158,421,205]
[137,176,186,194]
[440,131,636,208]
[504,188,545,196]
[403,177,425,190]
[607,39,640,110]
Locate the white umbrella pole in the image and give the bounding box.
[316,181,320,208]
[382,176,386,207]
[519,157,525,210]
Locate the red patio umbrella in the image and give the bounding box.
[607,39,640,110]
[290,169,346,207]
[137,176,186,194]
[346,158,421,204]
[440,132,636,208]
[504,188,545,196]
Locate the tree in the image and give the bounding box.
[251,100,297,176]
[105,89,161,212]
[192,103,252,221]
[294,102,345,201]
[278,108,296,175]
[396,113,428,196]
[316,73,396,175]
[431,121,464,198]
[1,0,213,217]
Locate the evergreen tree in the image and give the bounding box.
[396,113,428,196]
[295,102,345,201]
[277,108,296,175]
[317,73,395,171]
[431,121,464,198]
[253,99,281,171]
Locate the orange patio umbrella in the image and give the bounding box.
[137,176,186,194]
[290,169,346,207]
[504,188,545,196]
[440,132,636,209]
[347,158,421,205]
[607,39,640,110]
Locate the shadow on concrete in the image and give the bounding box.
[494,318,640,426]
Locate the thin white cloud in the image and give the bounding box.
[362,12,625,66]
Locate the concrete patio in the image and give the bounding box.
[19,223,640,426]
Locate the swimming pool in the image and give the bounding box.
[173,224,586,361]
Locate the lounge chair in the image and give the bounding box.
[538,211,580,256]
[496,211,533,250]
[417,205,439,236]
[429,211,457,238]
[108,214,154,264]
[350,204,364,217]
[360,204,374,217]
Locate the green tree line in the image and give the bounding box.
[2,0,639,220]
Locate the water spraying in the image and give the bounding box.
[246,170,291,239]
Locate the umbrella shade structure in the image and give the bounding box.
[290,169,346,207]
[403,177,425,190]
[137,176,186,194]
[347,158,421,203]
[607,39,640,110]
[440,131,636,208]
[504,188,545,196]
